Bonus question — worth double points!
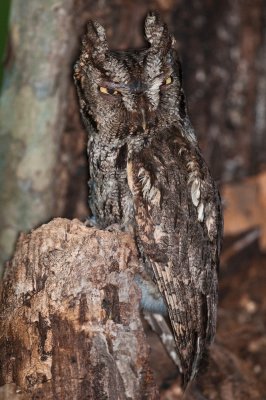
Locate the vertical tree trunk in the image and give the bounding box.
[0,0,78,272]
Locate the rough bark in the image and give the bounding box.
[0,0,79,271]
[0,218,158,400]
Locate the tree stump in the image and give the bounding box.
[0,218,158,399]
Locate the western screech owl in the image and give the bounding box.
[74,12,223,387]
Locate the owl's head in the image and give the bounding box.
[74,12,187,143]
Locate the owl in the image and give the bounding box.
[74,12,223,387]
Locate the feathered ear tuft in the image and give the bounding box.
[74,20,108,82]
[144,12,174,53]
[82,20,108,63]
[145,12,163,46]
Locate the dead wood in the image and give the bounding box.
[0,218,158,400]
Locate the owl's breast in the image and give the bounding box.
[88,139,134,230]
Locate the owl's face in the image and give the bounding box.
[75,13,186,145]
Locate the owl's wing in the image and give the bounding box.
[127,134,223,387]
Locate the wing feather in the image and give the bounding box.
[127,131,222,387]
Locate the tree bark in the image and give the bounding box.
[0,0,79,271]
[0,218,158,400]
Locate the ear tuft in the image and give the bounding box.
[81,20,108,63]
[144,12,173,52]
[145,12,164,46]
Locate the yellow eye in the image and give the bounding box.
[99,86,119,95]
[164,76,173,85]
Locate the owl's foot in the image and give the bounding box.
[105,223,123,232]
[134,273,168,315]
[84,218,127,233]
[84,216,101,229]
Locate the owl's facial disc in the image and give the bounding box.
[98,74,173,97]
[95,67,176,135]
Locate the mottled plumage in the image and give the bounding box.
[74,13,223,387]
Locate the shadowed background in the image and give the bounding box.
[0,1,265,398]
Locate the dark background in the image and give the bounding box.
[0,1,265,398]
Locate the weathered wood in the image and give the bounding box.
[0,218,159,400]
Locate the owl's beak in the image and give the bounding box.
[141,109,147,131]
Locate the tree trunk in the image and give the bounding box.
[0,218,159,400]
[0,0,79,272]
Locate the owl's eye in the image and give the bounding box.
[99,86,119,95]
[162,76,173,86]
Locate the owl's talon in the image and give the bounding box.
[105,223,122,232]
[84,216,101,229]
